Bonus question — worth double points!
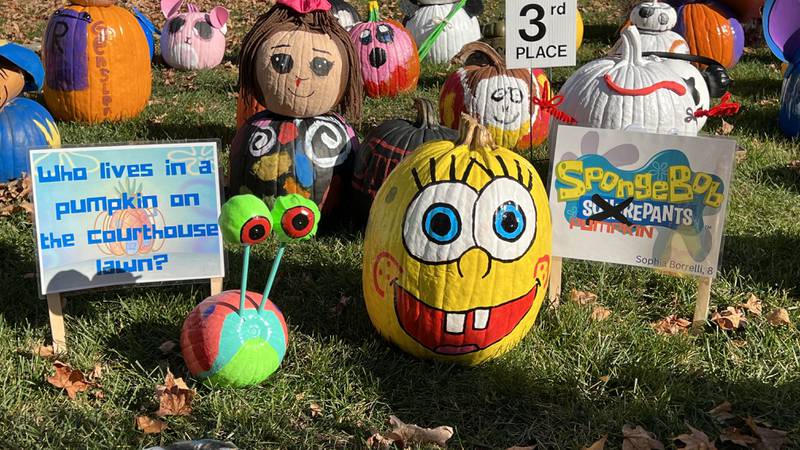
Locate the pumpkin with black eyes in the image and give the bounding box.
[160,0,229,70]
[362,114,552,365]
[628,1,689,53]
[42,0,152,122]
[349,1,420,97]
[439,42,551,151]
[229,111,358,220]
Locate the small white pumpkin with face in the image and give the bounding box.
[402,0,482,64]
[629,1,689,54]
[557,25,704,135]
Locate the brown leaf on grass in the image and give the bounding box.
[622,425,665,450]
[719,427,759,446]
[583,435,608,450]
[46,361,96,399]
[89,363,104,381]
[673,425,716,449]
[570,289,598,305]
[710,307,747,331]
[155,369,195,417]
[309,402,323,418]
[741,294,763,316]
[135,415,168,434]
[787,160,800,174]
[720,119,734,136]
[591,305,612,321]
[652,315,692,335]
[159,340,177,354]
[331,295,352,316]
[766,308,791,327]
[708,401,736,423]
[746,417,788,450]
[370,415,454,448]
[505,446,536,450]
[30,343,55,359]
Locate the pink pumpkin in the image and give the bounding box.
[160,0,228,70]
[349,2,420,97]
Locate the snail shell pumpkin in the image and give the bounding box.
[557,25,707,136]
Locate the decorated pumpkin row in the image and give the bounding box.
[0,41,61,181]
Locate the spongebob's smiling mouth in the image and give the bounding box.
[393,279,540,356]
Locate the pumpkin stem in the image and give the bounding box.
[413,98,439,129]
[619,25,645,66]
[450,41,506,68]
[368,0,380,21]
[456,113,495,151]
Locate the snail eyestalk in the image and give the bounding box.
[259,244,286,312]
[238,245,252,316]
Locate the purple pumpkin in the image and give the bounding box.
[160,0,228,70]
[349,1,420,97]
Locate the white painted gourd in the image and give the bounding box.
[629,1,689,54]
[556,25,707,136]
[403,1,481,64]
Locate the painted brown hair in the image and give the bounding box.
[239,4,363,123]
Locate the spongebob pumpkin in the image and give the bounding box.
[362,114,551,365]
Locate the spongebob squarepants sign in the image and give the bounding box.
[548,126,736,277]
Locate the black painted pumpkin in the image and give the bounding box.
[229,110,358,222]
[351,97,457,225]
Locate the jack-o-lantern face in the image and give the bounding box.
[256,30,345,118]
[0,64,25,109]
[363,116,552,365]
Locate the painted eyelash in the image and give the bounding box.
[411,155,530,192]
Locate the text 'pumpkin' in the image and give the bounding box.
[439,42,550,152]
[349,1,420,98]
[362,114,552,365]
[43,3,152,122]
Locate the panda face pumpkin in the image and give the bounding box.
[362,115,552,365]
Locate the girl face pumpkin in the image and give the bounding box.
[256,30,346,118]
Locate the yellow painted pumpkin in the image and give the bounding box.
[362,114,552,365]
[42,0,152,122]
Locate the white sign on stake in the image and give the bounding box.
[505,0,577,69]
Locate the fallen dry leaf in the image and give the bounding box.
[570,289,598,305]
[591,305,612,321]
[719,427,759,446]
[89,363,104,381]
[505,446,536,450]
[159,340,177,354]
[30,343,55,359]
[46,361,95,399]
[622,425,665,450]
[673,425,716,449]
[741,294,763,316]
[309,402,323,418]
[331,295,352,316]
[746,417,788,450]
[652,315,692,335]
[787,160,800,174]
[583,435,608,450]
[708,401,735,423]
[720,119,734,136]
[155,369,195,417]
[135,415,168,434]
[766,308,791,327]
[370,415,454,449]
[710,307,747,331]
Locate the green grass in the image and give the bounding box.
[1,0,800,448]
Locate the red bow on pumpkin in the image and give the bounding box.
[277,0,331,13]
[693,92,741,118]
[532,81,577,125]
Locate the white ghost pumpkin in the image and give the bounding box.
[557,25,705,136]
[629,1,689,54]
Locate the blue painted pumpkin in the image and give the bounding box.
[0,98,61,181]
[133,7,159,61]
[763,0,800,136]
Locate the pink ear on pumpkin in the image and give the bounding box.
[208,6,229,28]
[276,0,331,13]
[161,0,184,18]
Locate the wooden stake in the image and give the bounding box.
[46,293,67,353]
[691,277,713,334]
[548,256,563,308]
[210,277,223,296]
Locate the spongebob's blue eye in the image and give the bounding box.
[494,201,525,242]
[423,203,461,244]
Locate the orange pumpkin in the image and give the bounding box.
[42,1,152,122]
[675,1,744,69]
